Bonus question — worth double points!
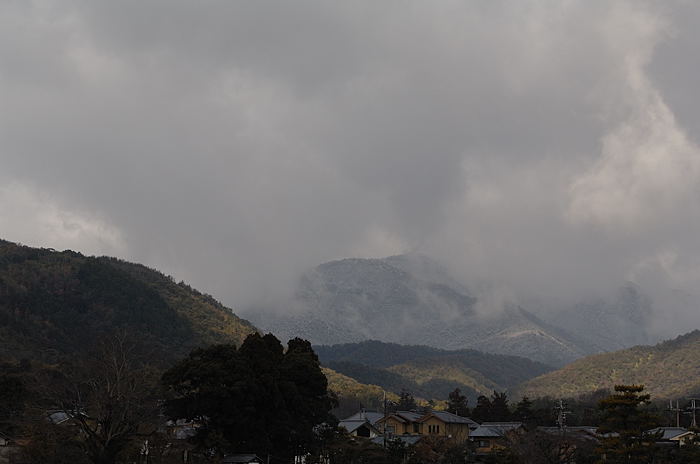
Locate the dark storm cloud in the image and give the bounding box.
[2,0,700,335]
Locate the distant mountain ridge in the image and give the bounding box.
[248,254,632,366]
[0,240,257,365]
[315,340,553,402]
[517,330,700,400]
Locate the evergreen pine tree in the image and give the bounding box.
[396,389,417,411]
[595,384,660,464]
[490,391,511,422]
[471,395,492,423]
[446,388,469,417]
[514,396,534,426]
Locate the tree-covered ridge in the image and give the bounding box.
[315,340,553,402]
[518,330,700,400]
[0,240,257,365]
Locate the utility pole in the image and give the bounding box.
[667,400,681,427]
[687,398,700,428]
[383,390,387,448]
[554,399,571,431]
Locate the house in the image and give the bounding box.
[375,411,423,437]
[536,426,600,460]
[338,419,383,438]
[470,422,524,455]
[418,411,478,444]
[646,427,696,447]
[340,410,384,426]
[338,410,384,438]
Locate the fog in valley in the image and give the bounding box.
[3,1,700,342]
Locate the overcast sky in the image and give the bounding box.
[2,1,700,333]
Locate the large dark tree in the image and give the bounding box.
[513,396,534,427]
[162,333,336,463]
[490,391,511,422]
[595,384,660,464]
[470,395,492,423]
[446,388,469,417]
[395,389,418,411]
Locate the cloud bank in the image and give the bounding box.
[2,0,700,335]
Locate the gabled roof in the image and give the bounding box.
[419,411,479,428]
[479,422,523,427]
[341,411,385,425]
[377,410,422,424]
[470,426,504,438]
[537,426,599,441]
[395,411,422,422]
[646,427,694,441]
[338,420,382,435]
[471,422,523,439]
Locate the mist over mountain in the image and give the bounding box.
[245,254,657,366]
[545,284,653,352]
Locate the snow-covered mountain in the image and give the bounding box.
[245,254,652,366]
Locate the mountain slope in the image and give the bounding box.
[316,340,553,401]
[0,240,257,365]
[518,330,700,400]
[249,254,591,366]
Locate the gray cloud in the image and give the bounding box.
[1,0,699,335]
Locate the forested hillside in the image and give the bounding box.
[0,240,257,365]
[519,330,700,400]
[316,340,552,402]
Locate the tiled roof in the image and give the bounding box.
[422,411,479,427]
[341,411,384,425]
[470,426,504,438]
[537,426,599,441]
[471,423,523,438]
[647,427,693,441]
[395,411,422,422]
[377,411,423,423]
[338,420,380,434]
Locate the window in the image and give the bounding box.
[427,424,441,434]
[478,440,490,448]
[413,423,420,433]
[385,425,395,435]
